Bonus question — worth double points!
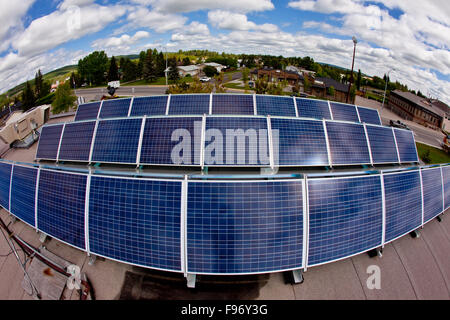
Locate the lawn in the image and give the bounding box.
[416,142,450,164]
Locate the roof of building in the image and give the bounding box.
[202,62,225,68]
[430,99,450,114]
[315,77,349,92]
[392,90,445,118]
[178,65,200,72]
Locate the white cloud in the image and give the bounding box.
[92,31,150,51]
[125,6,187,33]
[208,10,278,32]
[0,0,35,53]
[139,0,274,13]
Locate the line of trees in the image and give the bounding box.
[21,70,52,111]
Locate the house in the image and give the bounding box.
[251,68,302,86]
[201,62,226,73]
[178,65,201,77]
[315,77,350,103]
[388,90,444,129]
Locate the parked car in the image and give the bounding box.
[200,77,211,82]
[389,119,410,130]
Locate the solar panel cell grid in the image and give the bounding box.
[99,99,132,119]
[37,170,86,249]
[330,102,359,122]
[10,166,38,227]
[58,121,96,161]
[307,176,383,266]
[88,176,182,271]
[357,107,381,125]
[187,180,304,274]
[169,95,210,115]
[212,95,254,115]
[140,117,202,165]
[421,168,444,224]
[130,96,168,117]
[75,102,101,121]
[256,95,296,117]
[394,129,418,163]
[270,118,329,166]
[383,171,422,243]
[442,166,450,209]
[0,162,12,210]
[296,98,332,120]
[91,118,142,164]
[205,117,269,166]
[325,122,371,165]
[36,124,64,160]
[365,125,399,164]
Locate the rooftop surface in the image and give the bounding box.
[1,97,449,300]
[392,90,445,118]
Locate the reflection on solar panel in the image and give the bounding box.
[271,118,328,166]
[212,94,254,115]
[91,118,142,164]
[130,96,168,117]
[421,168,443,224]
[169,95,210,115]
[140,117,202,165]
[88,176,182,271]
[330,102,359,122]
[307,176,383,266]
[187,180,304,274]
[365,125,399,164]
[205,117,269,166]
[37,170,86,249]
[58,121,96,162]
[326,122,371,165]
[0,162,12,210]
[296,98,331,120]
[357,107,381,125]
[384,170,422,243]
[10,166,37,227]
[256,95,296,117]
[36,124,64,160]
[394,129,418,163]
[442,166,450,209]
[74,102,101,121]
[99,98,131,119]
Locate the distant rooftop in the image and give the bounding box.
[392,90,445,117]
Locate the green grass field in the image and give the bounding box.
[416,142,450,164]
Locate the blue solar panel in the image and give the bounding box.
[187,180,304,274]
[88,176,182,271]
[0,162,12,210]
[357,107,381,125]
[365,125,399,164]
[384,170,422,243]
[140,117,202,166]
[394,129,418,163]
[212,94,254,115]
[37,170,86,249]
[205,117,269,166]
[75,102,101,121]
[442,166,450,209]
[91,118,142,164]
[36,124,64,160]
[58,121,96,162]
[130,96,168,117]
[307,175,383,266]
[330,102,359,122]
[326,122,371,165]
[99,98,132,119]
[270,118,328,166]
[169,95,210,115]
[296,98,331,120]
[10,166,37,227]
[421,168,444,224]
[256,95,296,117]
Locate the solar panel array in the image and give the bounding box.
[75,94,381,125]
[36,116,418,167]
[0,160,448,274]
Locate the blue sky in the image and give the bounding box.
[0,0,449,104]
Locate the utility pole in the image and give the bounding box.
[346,36,357,104]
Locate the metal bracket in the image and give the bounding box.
[186,273,196,288]
[436,215,442,223]
[367,247,383,258]
[292,269,304,284]
[88,255,97,266]
[39,233,48,243]
[410,229,421,239]
[260,167,277,175]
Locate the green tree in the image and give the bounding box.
[51,82,76,114]
[107,56,119,82]
[121,59,138,82]
[78,51,109,85]
[34,69,43,98]
[156,52,166,77]
[21,81,35,112]
[203,65,218,77]
[327,86,335,96]
[255,76,269,94]
[142,50,157,82]
[168,57,180,81]
[182,57,191,66]
[242,67,250,84]
[304,76,311,92]
[137,50,146,79]
[356,69,362,91]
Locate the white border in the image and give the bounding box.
[136,116,147,166]
[127,97,134,117]
[363,123,374,166]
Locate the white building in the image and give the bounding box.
[178,65,201,77]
